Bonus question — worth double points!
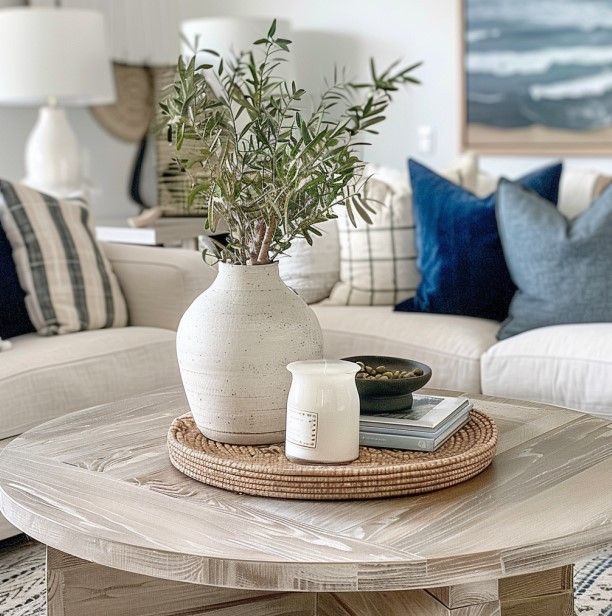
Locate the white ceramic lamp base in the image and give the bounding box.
[23,104,83,199]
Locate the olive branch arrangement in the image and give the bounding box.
[160,20,420,265]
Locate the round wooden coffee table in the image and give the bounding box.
[1,388,611,616]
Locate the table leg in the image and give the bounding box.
[319,565,573,615]
[46,547,315,616]
[425,565,574,616]
[46,548,574,616]
[318,590,500,615]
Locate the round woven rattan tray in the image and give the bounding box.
[167,410,498,500]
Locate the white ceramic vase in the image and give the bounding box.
[176,262,324,445]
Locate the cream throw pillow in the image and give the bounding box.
[278,219,340,304]
[469,155,612,217]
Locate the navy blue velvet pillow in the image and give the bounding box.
[394,160,563,321]
[0,219,33,339]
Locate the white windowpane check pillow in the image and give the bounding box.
[0,180,128,335]
[328,165,418,305]
[327,155,489,306]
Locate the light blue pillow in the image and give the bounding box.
[496,179,612,340]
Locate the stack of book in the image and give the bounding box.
[359,394,472,452]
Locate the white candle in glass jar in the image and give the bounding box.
[285,359,360,464]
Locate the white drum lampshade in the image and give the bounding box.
[181,17,293,80]
[0,8,116,198]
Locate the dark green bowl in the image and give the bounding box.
[342,355,432,413]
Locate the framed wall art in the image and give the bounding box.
[461,0,612,154]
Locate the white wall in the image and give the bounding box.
[1,0,611,221]
[180,0,462,173]
[179,0,612,178]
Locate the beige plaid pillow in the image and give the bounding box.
[328,165,416,305]
[328,156,479,306]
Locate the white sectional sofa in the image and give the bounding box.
[312,305,612,419]
[2,241,607,457]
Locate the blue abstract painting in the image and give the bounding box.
[464,0,612,152]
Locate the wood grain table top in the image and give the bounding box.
[0,388,611,592]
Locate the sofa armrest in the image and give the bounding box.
[102,243,216,330]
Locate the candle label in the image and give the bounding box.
[286,408,318,448]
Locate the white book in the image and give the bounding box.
[360,412,471,452]
[363,406,472,439]
[360,394,470,434]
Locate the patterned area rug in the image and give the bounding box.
[0,537,46,616]
[0,536,610,615]
[576,551,612,615]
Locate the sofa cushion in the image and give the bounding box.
[278,219,340,304]
[481,324,612,418]
[496,179,612,339]
[0,180,127,335]
[0,326,179,439]
[397,160,562,321]
[312,304,498,392]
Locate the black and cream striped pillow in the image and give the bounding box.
[0,181,127,335]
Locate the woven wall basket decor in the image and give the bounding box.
[167,410,498,500]
[90,63,155,143]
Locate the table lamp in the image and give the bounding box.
[0,8,116,198]
[181,16,293,80]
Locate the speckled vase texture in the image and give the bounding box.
[176,262,324,445]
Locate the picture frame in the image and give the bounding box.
[460,0,612,155]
